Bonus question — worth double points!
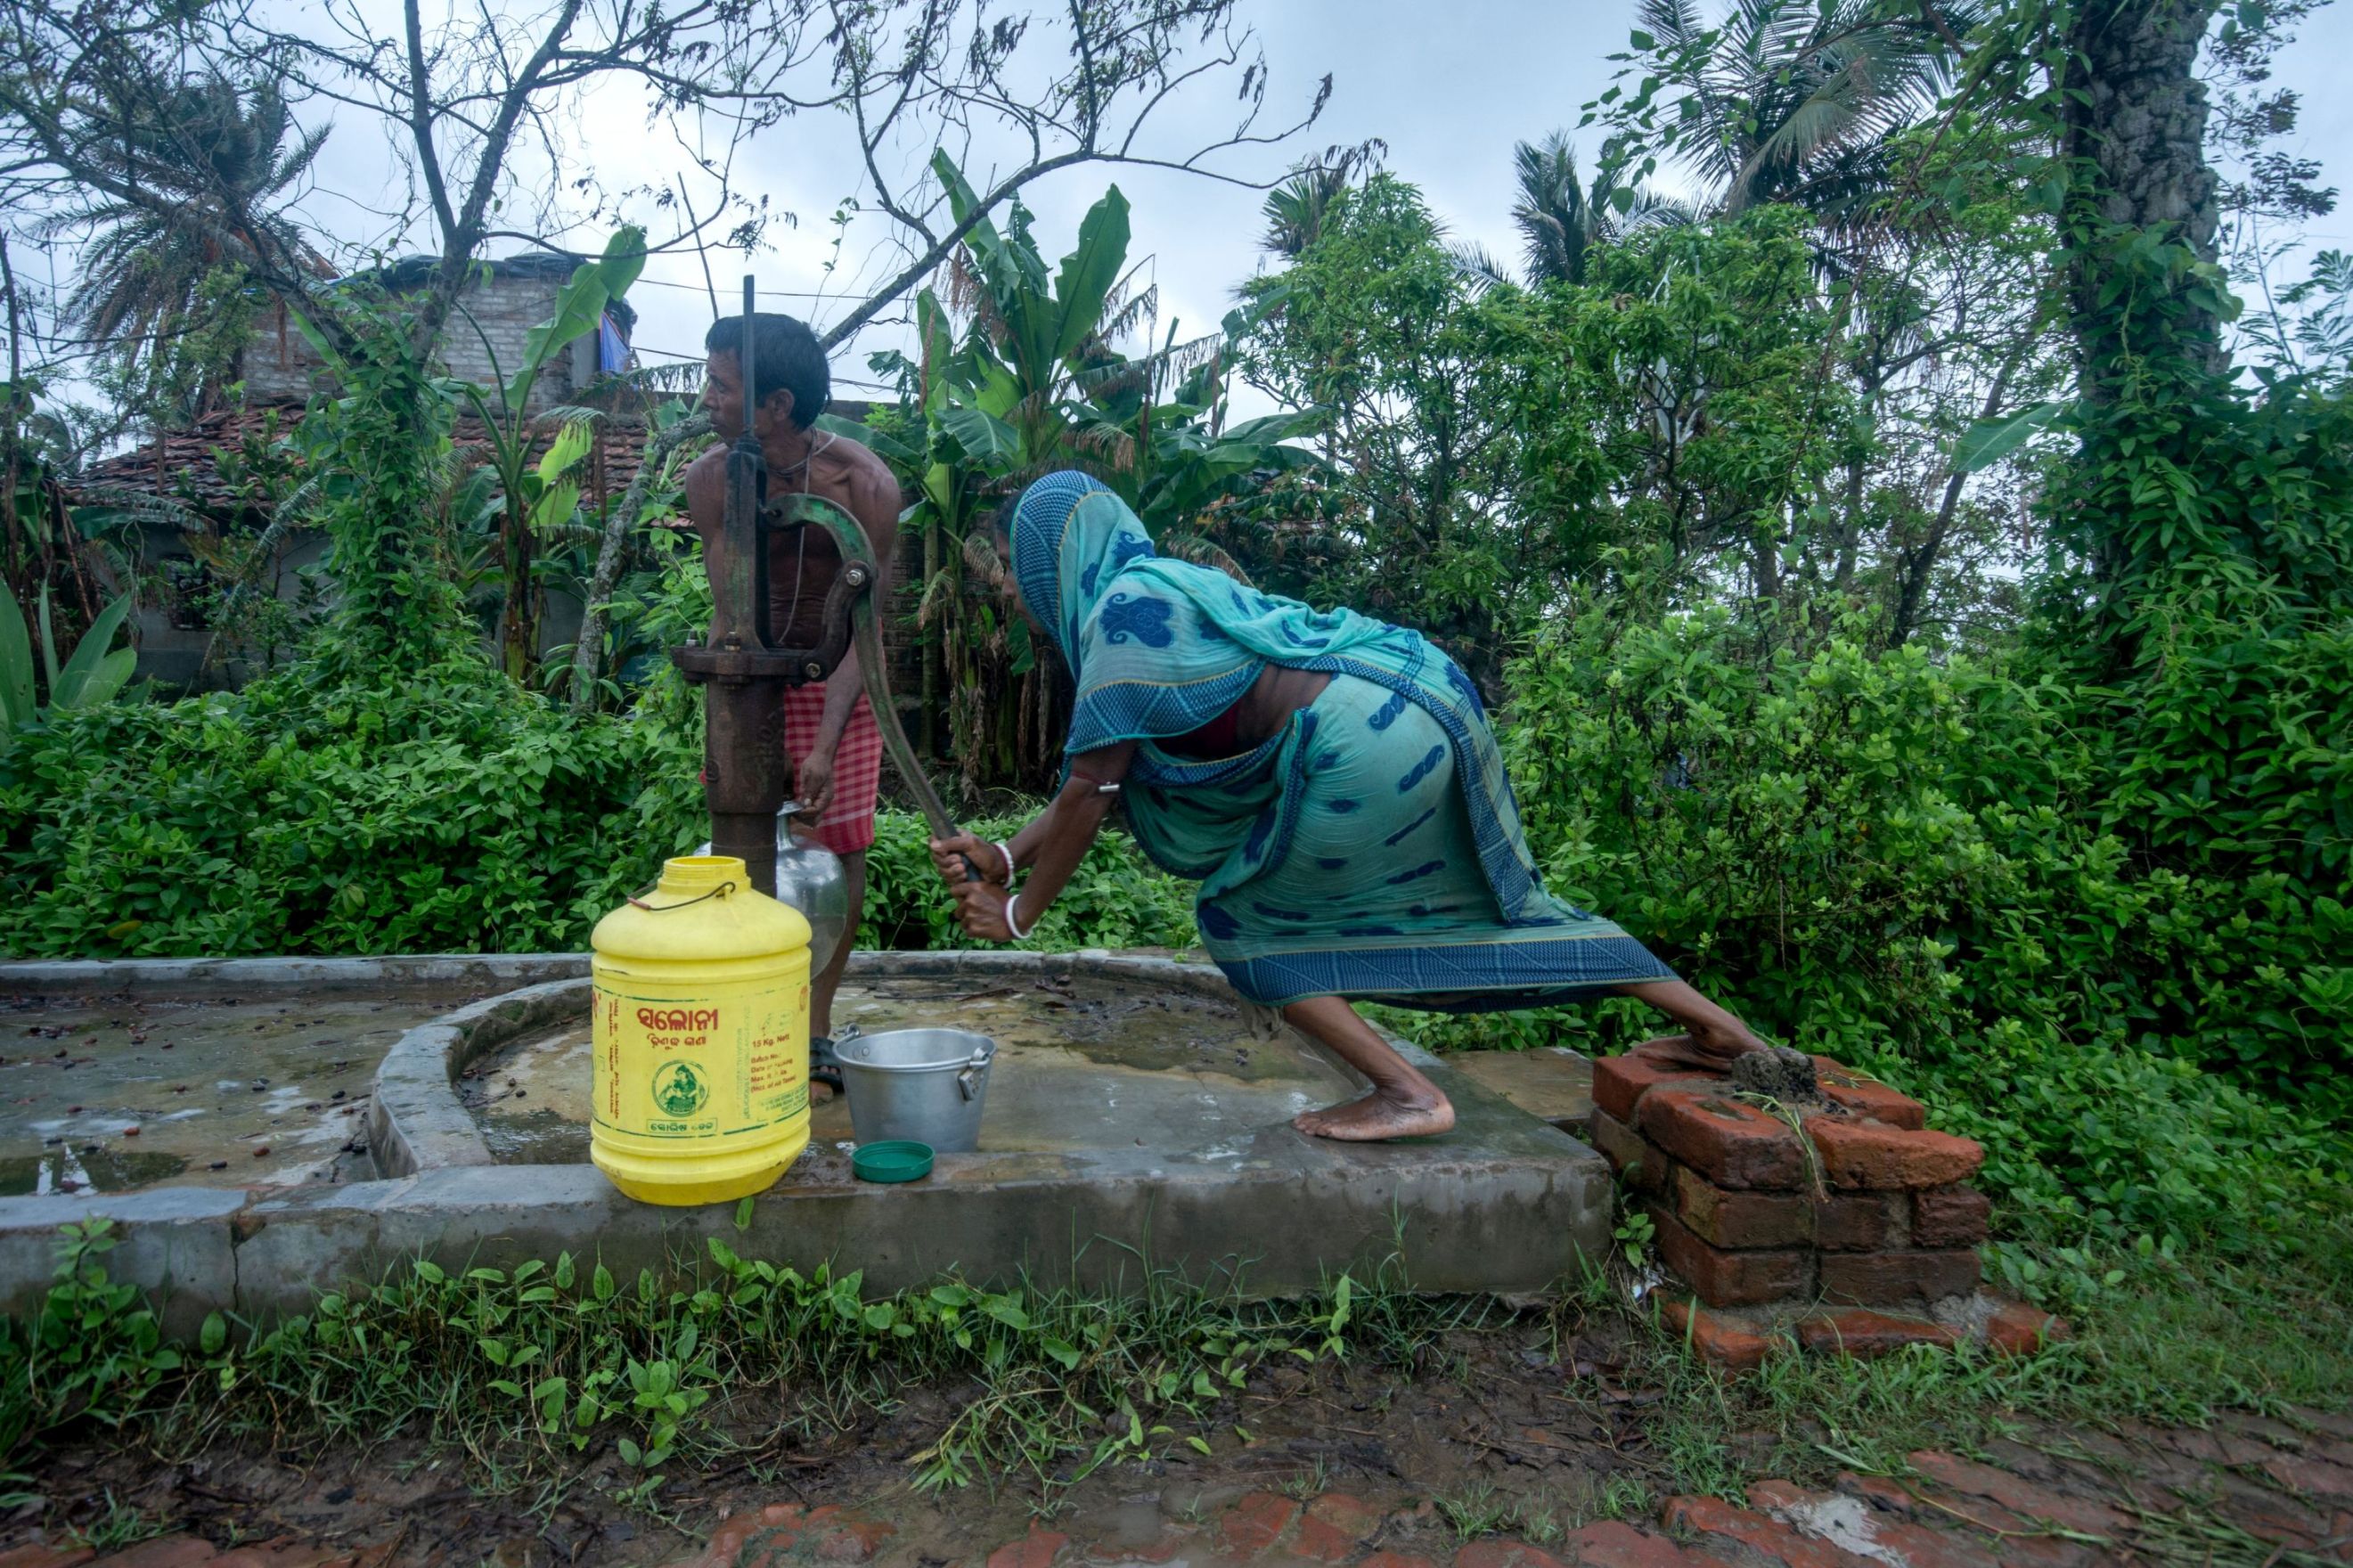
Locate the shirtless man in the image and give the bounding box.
[685,312,900,1077]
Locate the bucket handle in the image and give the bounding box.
[956,1045,993,1102]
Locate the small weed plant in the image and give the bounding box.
[0,1221,1480,1502]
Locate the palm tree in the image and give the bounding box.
[1451,132,1692,291]
[43,74,326,398]
[1258,142,1386,260]
[1633,0,1968,219]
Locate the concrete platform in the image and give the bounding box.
[1449,1047,1595,1131]
[0,952,1615,1328]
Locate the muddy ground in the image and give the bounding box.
[5,1314,1689,1564]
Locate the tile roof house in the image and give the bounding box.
[67,254,912,700]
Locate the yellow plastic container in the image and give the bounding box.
[590,854,813,1206]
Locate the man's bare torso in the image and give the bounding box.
[684,434,902,640]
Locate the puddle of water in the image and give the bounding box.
[470,974,1362,1162]
[0,991,458,1195]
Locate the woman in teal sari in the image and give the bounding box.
[928,472,1769,1140]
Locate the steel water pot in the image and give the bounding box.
[772,803,851,978]
[699,803,850,977]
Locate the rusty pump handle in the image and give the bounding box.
[755,494,978,880]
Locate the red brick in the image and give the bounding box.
[1557,1523,1712,1568]
[1217,1493,1300,1557]
[1659,1296,1778,1372]
[1984,1303,2069,1355]
[1293,1495,1384,1562]
[1805,1117,1981,1189]
[0,1549,94,1568]
[1589,1108,1673,1194]
[2263,1452,2353,1500]
[1594,1052,1709,1124]
[1796,1308,1962,1358]
[0,1550,94,1568]
[1749,1481,1996,1568]
[1640,1088,1807,1189]
[1812,1193,1903,1251]
[1673,1164,1811,1248]
[1907,1452,2127,1539]
[1647,1202,1812,1307]
[1452,1544,1568,1568]
[673,1504,808,1568]
[1663,1495,1878,1568]
[1810,1058,1927,1130]
[207,1547,348,1568]
[88,1542,217,1568]
[1833,1472,1919,1515]
[1818,1250,1980,1305]
[985,1529,1066,1568]
[1911,1187,1990,1248]
[813,1515,895,1564]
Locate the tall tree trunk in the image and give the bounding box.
[2061,0,2227,393]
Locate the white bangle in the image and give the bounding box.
[1002,889,1035,942]
[993,840,1016,883]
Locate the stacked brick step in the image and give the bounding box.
[1589,1047,2064,1367]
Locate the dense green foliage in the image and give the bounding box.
[0,661,666,955]
[1494,598,2349,1250]
[0,661,1192,960]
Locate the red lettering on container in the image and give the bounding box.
[635,1007,721,1033]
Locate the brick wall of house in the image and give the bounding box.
[241,264,601,412]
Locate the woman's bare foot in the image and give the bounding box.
[1294,1088,1456,1141]
[1617,982,1773,1071]
[1632,1032,1760,1072]
[1279,995,1457,1142]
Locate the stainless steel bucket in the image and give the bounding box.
[836,1028,995,1152]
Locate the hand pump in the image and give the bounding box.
[673,277,976,894]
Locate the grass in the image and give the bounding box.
[3,1210,2349,1525]
[66,1492,170,1550]
[1626,1221,2353,1502]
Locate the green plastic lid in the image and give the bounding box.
[851,1139,935,1183]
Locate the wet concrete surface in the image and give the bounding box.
[468,972,1366,1162]
[0,991,454,1195]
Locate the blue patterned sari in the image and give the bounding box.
[1011,471,1676,1009]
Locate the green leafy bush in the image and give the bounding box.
[860,808,1197,953]
[1493,595,2352,1251]
[0,636,1194,959]
[0,1221,180,1462]
[0,662,682,956]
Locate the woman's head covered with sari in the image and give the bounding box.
[1007,470,1156,682]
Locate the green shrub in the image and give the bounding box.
[0,648,1195,960]
[1492,597,2352,1252]
[859,808,1197,954]
[0,662,683,956]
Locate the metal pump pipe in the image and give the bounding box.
[671,276,972,894]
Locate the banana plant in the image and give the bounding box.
[447,225,645,682]
[1,588,139,747]
[846,159,1326,788]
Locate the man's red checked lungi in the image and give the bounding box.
[780,685,882,854]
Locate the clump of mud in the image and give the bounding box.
[1729,1045,1822,1106]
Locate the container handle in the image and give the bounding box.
[957,1064,982,1101]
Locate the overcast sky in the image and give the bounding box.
[207,0,2353,405]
